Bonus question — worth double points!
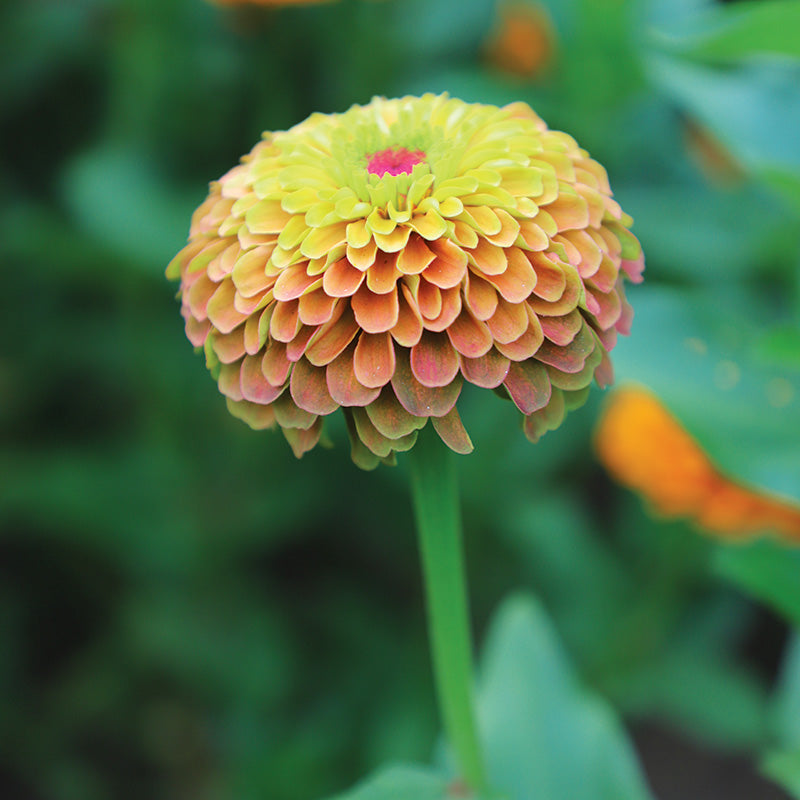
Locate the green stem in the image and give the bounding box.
[408,425,488,793]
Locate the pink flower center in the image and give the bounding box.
[366,147,426,177]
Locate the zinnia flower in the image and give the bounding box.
[595,386,800,542]
[167,94,643,468]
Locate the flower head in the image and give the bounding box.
[595,387,800,542]
[167,95,643,468]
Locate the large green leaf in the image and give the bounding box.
[652,0,800,63]
[714,540,800,626]
[612,286,800,503]
[645,53,800,211]
[477,595,654,800]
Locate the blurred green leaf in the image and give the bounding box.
[61,143,200,271]
[645,54,800,210]
[714,540,800,626]
[477,595,654,800]
[771,635,800,748]
[613,286,800,503]
[324,765,453,800]
[763,635,800,798]
[762,750,800,799]
[655,1,800,63]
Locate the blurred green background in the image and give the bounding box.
[2,0,800,798]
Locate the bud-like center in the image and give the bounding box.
[366,147,426,177]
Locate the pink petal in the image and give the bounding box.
[391,348,462,417]
[241,354,284,404]
[503,360,552,414]
[460,349,510,388]
[326,344,381,407]
[290,358,339,415]
[411,331,461,388]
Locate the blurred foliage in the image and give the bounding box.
[1,0,799,799]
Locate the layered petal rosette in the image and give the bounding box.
[167,94,644,468]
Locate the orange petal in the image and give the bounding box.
[503,360,552,414]
[460,349,510,388]
[486,209,521,248]
[243,314,263,355]
[273,262,320,301]
[322,258,365,298]
[464,274,498,321]
[326,344,381,407]
[446,307,493,358]
[207,280,248,334]
[467,237,507,276]
[231,245,274,297]
[495,312,544,360]
[354,331,396,389]
[544,189,590,232]
[423,286,462,333]
[411,331,461,388]
[540,309,582,346]
[529,252,567,301]
[347,239,377,271]
[269,299,301,343]
[391,284,423,347]
[366,251,401,294]
[423,239,468,290]
[351,284,400,334]
[397,234,436,275]
[304,305,359,366]
[261,340,292,386]
[298,290,338,326]
[187,273,219,321]
[417,280,442,321]
[241,353,284,404]
[486,297,529,344]
[218,362,243,401]
[285,324,319,362]
[482,247,536,303]
[528,264,582,317]
[211,326,246,364]
[290,358,338,415]
[536,320,595,373]
[518,219,550,251]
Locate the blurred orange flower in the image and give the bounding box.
[595,386,800,542]
[485,2,556,80]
